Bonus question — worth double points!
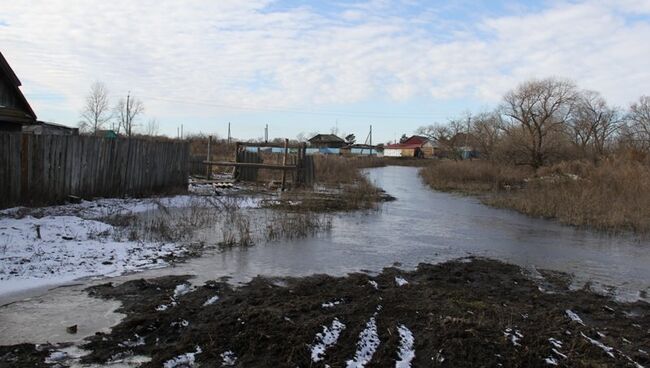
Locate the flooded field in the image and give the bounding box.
[1,166,649,366]
[118,166,650,301]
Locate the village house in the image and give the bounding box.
[0,52,37,132]
[308,133,346,148]
[384,135,437,158]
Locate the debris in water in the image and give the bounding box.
[310,318,346,362]
[395,324,415,368]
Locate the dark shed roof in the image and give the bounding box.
[308,134,345,143]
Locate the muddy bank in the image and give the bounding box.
[4,258,647,367]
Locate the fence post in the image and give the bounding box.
[281,138,288,191]
[20,134,29,201]
[206,135,212,180]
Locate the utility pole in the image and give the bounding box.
[228,122,231,144]
[265,124,268,143]
[369,124,373,156]
[181,124,184,140]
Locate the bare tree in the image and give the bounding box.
[627,96,650,151]
[500,78,578,168]
[569,90,621,157]
[144,118,159,137]
[416,120,465,158]
[471,111,502,160]
[114,94,144,137]
[79,81,111,134]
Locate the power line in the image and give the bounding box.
[126,94,452,120]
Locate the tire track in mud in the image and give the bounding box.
[2,258,649,367]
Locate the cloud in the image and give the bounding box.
[0,0,649,125]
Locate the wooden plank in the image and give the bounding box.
[203,161,297,170]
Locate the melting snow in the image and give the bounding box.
[322,299,343,308]
[395,324,415,368]
[203,295,220,306]
[544,356,558,365]
[346,307,381,368]
[0,215,185,297]
[163,346,202,368]
[221,350,237,366]
[548,338,563,349]
[45,351,68,363]
[368,280,379,290]
[565,310,585,325]
[504,328,523,346]
[395,276,408,287]
[119,334,145,348]
[581,332,615,358]
[173,284,192,298]
[310,318,347,362]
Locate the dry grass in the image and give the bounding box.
[487,159,650,234]
[420,160,531,193]
[420,158,650,234]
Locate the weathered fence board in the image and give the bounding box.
[0,133,189,208]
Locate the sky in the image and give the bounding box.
[1,0,650,143]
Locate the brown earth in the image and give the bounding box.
[1,258,648,367]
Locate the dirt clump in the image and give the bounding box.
[2,258,649,367]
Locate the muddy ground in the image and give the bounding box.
[1,258,648,367]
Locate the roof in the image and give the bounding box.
[0,52,37,121]
[402,135,429,145]
[384,143,423,149]
[308,134,345,143]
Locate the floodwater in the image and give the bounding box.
[1,165,649,345]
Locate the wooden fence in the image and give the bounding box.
[0,133,189,208]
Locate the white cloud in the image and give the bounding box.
[0,0,648,126]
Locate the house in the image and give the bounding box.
[308,134,346,148]
[384,135,437,158]
[0,52,37,131]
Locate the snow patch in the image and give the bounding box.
[395,276,408,287]
[504,328,523,347]
[346,307,381,368]
[395,324,415,368]
[565,310,585,325]
[221,350,237,366]
[322,299,343,308]
[368,280,379,290]
[119,334,145,348]
[173,283,192,298]
[45,351,68,363]
[0,215,185,297]
[203,295,220,306]
[310,318,347,362]
[581,332,614,358]
[163,346,202,368]
[544,356,558,365]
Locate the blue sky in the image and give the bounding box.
[1,0,650,143]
